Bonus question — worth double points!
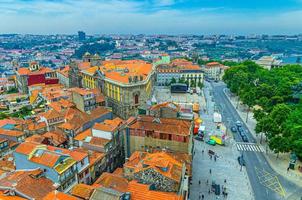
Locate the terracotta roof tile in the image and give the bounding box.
[15,142,39,155]
[43,190,78,200]
[127,180,183,200]
[71,184,94,200]
[93,172,128,193]
[0,129,24,137]
[74,129,92,141]
[128,116,191,136]
[0,169,55,200]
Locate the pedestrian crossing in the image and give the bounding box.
[236,142,264,152]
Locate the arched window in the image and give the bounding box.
[134,94,139,104]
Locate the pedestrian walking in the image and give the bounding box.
[199,180,201,185]
[202,149,204,154]
[214,155,217,162]
[202,194,204,200]
[210,155,212,160]
[209,169,212,174]
[287,167,290,173]
[208,189,211,195]
[224,179,226,183]
[206,179,209,185]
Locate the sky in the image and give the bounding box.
[1,0,302,35]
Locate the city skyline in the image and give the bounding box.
[1,0,302,35]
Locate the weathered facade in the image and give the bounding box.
[124,116,193,157]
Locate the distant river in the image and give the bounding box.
[282,56,302,64]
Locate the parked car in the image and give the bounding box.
[195,135,203,141]
[236,120,242,127]
[231,126,237,132]
[237,156,246,166]
[242,135,249,142]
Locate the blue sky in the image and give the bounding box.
[1,0,302,34]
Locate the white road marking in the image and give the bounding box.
[236,143,264,153]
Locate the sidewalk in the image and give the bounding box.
[190,82,254,200]
[224,89,302,186]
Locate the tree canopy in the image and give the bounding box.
[223,61,302,159]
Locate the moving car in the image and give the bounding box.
[236,120,242,127]
[231,126,237,132]
[242,135,249,142]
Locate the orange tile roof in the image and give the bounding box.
[150,102,180,112]
[128,116,191,136]
[27,121,47,131]
[42,130,67,146]
[25,134,46,144]
[0,169,55,200]
[97,60,153,84]
[74,129,92,141]
[71,184,95,200]
[30,151,61,168]
[17,68,30,75]
[15,142,39,155]
[43,190,78,200]
[124,151,183,182]
[47,146,88,162]
[0,119,16,128]
[78,62,91,70]
[93,172,128,193]
[89,137,110,148]
[92,117,123,132]
[113,168,123,175]
[73,148,104,167]
[71,87,94,96]
[0,191,27,200]
[0,129,24,137]
[41,109,63,120]
[127,180,183,200]
[82,66,99,75]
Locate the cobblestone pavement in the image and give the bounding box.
[189,81,254,200]
[190,139,254,200]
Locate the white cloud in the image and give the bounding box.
[0,0,302,34]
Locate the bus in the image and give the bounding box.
[171,83,188,93]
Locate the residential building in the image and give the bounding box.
[14,142,78,192]
[0,169,56,200]
[0,129,26,143]
[203,62,228,81]
[74,117,125,173]
[56,66,70,88]
[256,56,282,70]
[71,88,97,113]
[16,62,58,94]
[125,115,193,157]
[156,58,203,86]
[123,151,188,197]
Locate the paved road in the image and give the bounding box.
[208,81,302,200]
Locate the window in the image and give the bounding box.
[134,94,139,105]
